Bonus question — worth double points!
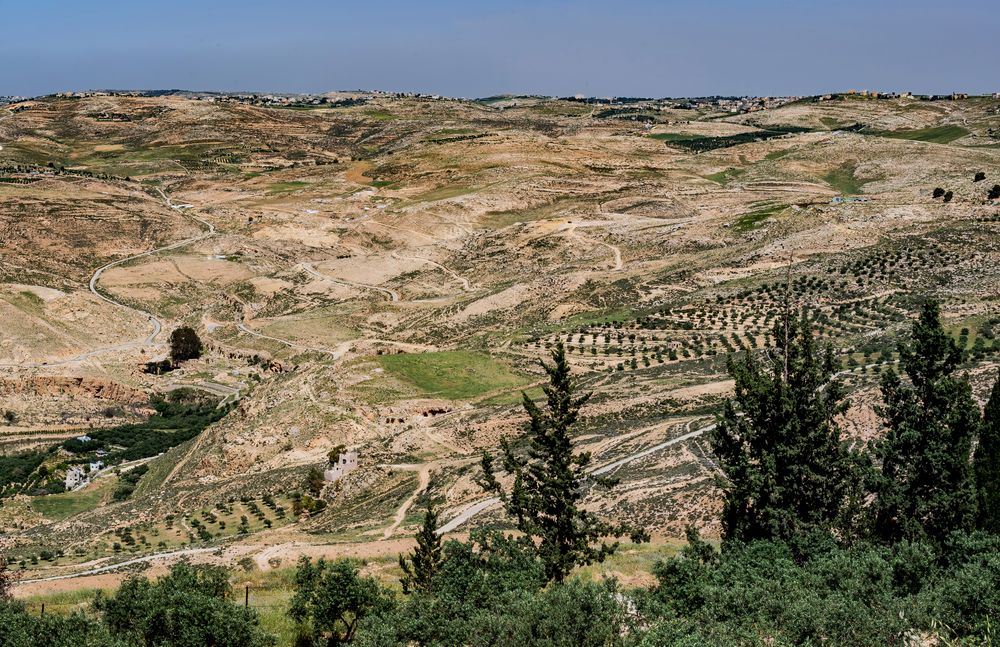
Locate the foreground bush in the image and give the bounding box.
[640,531,1000,646]
[0,601,122,647]
[96,562,274,647]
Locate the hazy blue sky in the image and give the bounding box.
[2,0,997,97]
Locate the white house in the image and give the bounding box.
[65,466,88,490]
[324,451,359,483]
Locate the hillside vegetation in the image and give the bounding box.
[0,92,998,601]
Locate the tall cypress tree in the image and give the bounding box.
[872,300,980,544]
[398,500,444,594]
[974,372,1000,533]
[710,311,853,544]
[479,342,648,583]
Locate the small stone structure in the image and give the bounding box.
[64,461,104,491]
[324,450,358,483]
[65,466,88,490]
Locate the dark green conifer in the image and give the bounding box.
[974,372,1000,532]
[872,300,980,543]
[710,311,854,544]
[479,342,648,583]
[399,500,444,594]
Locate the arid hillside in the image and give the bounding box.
[1,93,998,579]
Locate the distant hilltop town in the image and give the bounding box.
[4,89,998,116]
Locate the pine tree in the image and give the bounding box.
[479,342,648,583]
[871,300,980,544]
[398,500,444,594]
[710,311,854,544]
[974,372,1000,533]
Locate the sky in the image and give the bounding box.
[2,0,998,98]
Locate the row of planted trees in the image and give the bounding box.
[2,299,999,646]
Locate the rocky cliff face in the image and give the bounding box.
[0,376,148,404]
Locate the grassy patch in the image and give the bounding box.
[873,125,969,144]
[824,162,868,195]
[31,477,117,520]
[575,540,685,581]
[376,351,527,400]
[364,110,397,121]
[132,442,189,497]
[413,185,475,202]
[1,290,47,315]
[267,181,309,193]
[733,204,786,233]
[480,385,545,406]
[705,168,745,185]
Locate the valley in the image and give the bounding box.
[1,91,999,588]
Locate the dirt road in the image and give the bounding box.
[300,262,400,302]
[390,251,473,292]
[17,547,217,585]
[0,189,216,368]
[381,464,431,539]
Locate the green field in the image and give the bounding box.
[364,110,397,121]
[705,167,745,185]
[875,125,970,144]
[733,204,786,232]
[31,477,117,520]
[824,162,868,195]
[647,132,702,142]
[376,350,527,399]
[267,181,309,193]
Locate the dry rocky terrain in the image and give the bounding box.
[1,92,998,582]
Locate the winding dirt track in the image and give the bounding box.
[236,322,355,359]
[299,262,400,302]
[0,189,215,368]
[382,464,432,539]
[390,251,473,292]
[435,360,900,534]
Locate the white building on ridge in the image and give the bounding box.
[324,450,358,483]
